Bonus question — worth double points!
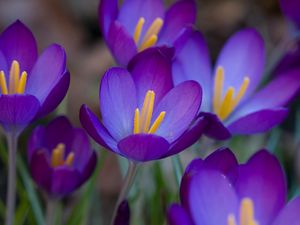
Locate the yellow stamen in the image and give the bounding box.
[17,71,28,94]
[140,91,151,130]
[143,91,155,132]
[0,71,8,94]
[133,109,140,134]
[231,77,250,109]
[219,87,235,120]
[213,66,224,114]
[51,145,65,167]
[148,111,166,134]
[142,18,163,45]
[9,60,20,94]
[133,17,145,44]
[227,214,237,225]
[139,35,158,51]
[65,152,75,166]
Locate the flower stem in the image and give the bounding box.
[46,197,58,225]
[5,132,18,225]
[110,161,138,225]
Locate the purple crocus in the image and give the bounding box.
[173,28,300,140]
[168,148,300,225]
[0,20,70,134]
[28,116,97,197]
[80,47,205,162]
[279,0,300,28]
[99,0,197,66]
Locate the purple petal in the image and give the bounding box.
[117,0,165,37]
[279,0,300,27]
[167,204,193,225]
[28,126,46,161]
[98,0,118,38]
[114,200,131,225]
[80,151,97,184]
[51,167,81,197]
[228,108,288,135]
[0,50,8,76]
[100,67,137,141]
[80,105,119,152]
[215,28,265,100]
[200,112,231,140]
[173,29,212,111]
[26,44,66,105]
[117,134,170,162]
[107,21,137,66]
[0,20,38,73]
[166,115,207,157]
[36,71,70,118]
[272,197,300,225]
[235,150,287,225]
[128,47,174,108]
[230,68,300,121]
[154,81,202,143]
[30,149,52,194]
[0,94,40,133]
[158,0,197,45]
[188,170,239,225]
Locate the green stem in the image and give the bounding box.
[5,132,18,225]
[46,198,58,225]
[110,161,138,225]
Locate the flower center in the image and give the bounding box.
[227,198,259,225]
[133,90,166,134]
[50,143,75,168]
[213,66,250,121]
[133,17,164,52]
[0,60,28,95]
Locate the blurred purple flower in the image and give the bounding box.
[99,0,197,66]
[114,200,130,225]
[28,116,97,197]
[168,148,300,225]
[279,0,300,28]
[173,28,300,140]
[0,20,70,134]
[80,47,205,162]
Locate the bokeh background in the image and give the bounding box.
[0,0,299,224]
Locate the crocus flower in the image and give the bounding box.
[99,0,197,66]
[168,148,300,225]
[0,20,70,134]
[173,28,300,140]
[114,200,131,225]
[279,0,300,29]
[28,116,97,197]
[80,47,205,162]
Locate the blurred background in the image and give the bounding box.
[0,0,299,224]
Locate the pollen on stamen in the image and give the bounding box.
[17,71,28,94]
[65,152,75,166]
[0,71,8,94]
[133,17,145,44]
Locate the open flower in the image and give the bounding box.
[80,47,205,162]
[279,0,300,28]
[173,28,300,139]
[168,148,300,225]
[28,116,97,197]
[0,20,70,134]
[99,0,197,66]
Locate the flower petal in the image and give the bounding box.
[279,0,300,27]
[215,28,265,99]
[0,50,8,76]
[80,151,97,184]
[114,200,131,225]
[26,44,66,105]
[154,81,202,143]
[188,170,239,225]
[117,0,165,37]
[117,134,170,162]
[106,21,137,66]
[36,71,70,118]
[0,20,38,72]
[158,0,197,45]
[128,47,174,107]
[200,112,231,140]
[0,94,40,133]
[98,0,118,38]
[235,150,287,225]
[27,126,46,161]
[80,105,118,152]
[100,67,137,141]
[228,108,288,135]
[166,115,207,157]
[167,204,193,225]
[272,197,300,225]
[173,29,212,111]
[51,167,81,197]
